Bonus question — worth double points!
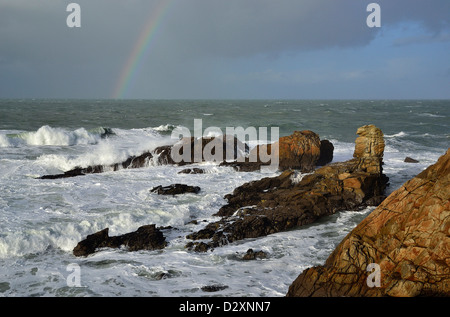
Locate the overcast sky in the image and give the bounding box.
[0,0,449,99]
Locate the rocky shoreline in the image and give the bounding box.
[286,147,450,297]
[72,125,387,253]
[186,124,388,252]
[67,124,449,296]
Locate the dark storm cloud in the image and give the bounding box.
[0,0,448,98]
[159,0,450,58]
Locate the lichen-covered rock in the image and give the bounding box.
[286,148,450,297]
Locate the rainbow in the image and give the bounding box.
[112,0,173,99]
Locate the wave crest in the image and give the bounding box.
[15,126,113,147]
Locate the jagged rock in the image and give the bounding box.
[242,249,268,260]
[404,157,419,163]
[38,131,332,179]
[201,284,229,292]
[219,160,270,172]
[150,184,201,195]
[185,125,388,252]
[73,225,167,257]
[178,168,206,174]
[38,135,247,179]
[286,148,450,297]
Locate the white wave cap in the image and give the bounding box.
[20,125,101,146]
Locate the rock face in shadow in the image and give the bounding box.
[186,125,389,252]
[286,148,450,297]
[73,225,167,257]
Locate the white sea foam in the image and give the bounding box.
[0,119,446,296]
[418,113,445,118]
[384,131,407,138]
[19,125,101,146]
[0,134,11,147]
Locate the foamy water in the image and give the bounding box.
[0,99,448,297]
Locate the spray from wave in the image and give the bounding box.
[2,126,115,147]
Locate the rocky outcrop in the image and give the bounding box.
[73,225,167,257]
[220,131,333,172]
[178,168,206,174]
[185,125,389,252]
[39,131,333,179]
[242,249,268,260]
[38,136,248,179]
[150,184,201,195]
[404,157,419,163]
[286,148,450,297]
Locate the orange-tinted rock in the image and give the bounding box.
[287,148,450,297]
[277,130,321,171]
[248,130,323,172]
[353,124,385,159]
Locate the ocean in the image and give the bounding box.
[0,99,448,297]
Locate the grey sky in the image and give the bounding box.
[0,0,449,99]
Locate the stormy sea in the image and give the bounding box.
[0,99,448,297]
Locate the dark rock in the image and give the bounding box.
[404,157,419,163]
[317,140,334,166]
[185,125,389,252]
[150,184,201,195]
[99,127,116,139]
[38,132,332,179]
[38,135,247,179]
[73,225,167,257]
[73,228,109,257]
[219,160,269,172]
[242,249,268,260]
[178,168,206,174]
[201,284,229,292]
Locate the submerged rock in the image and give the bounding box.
[201,284,229,292]
[73,225,167,257]
[186,125,389,252]
[178,168,206,174]
[150,184,201,195]
[286,147,450,297]
[404,157,419,163]
[242,249,268,260]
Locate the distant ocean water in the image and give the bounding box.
[0,99,448,296]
